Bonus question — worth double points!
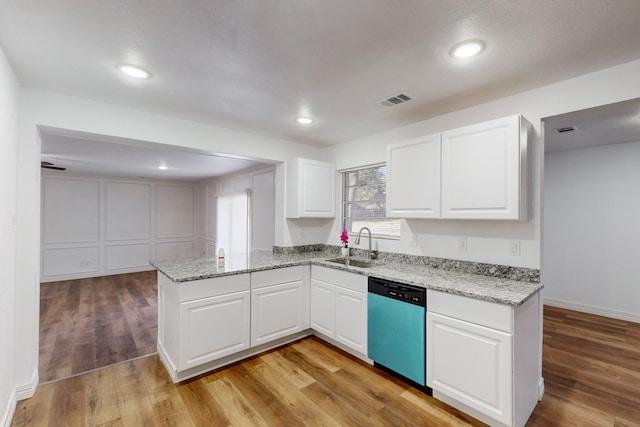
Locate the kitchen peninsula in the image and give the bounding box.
[153,249,543,427]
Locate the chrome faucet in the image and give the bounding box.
[355,227,372,261]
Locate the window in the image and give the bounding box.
[342,164,401,239]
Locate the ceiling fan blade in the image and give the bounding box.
[41,161,66,171]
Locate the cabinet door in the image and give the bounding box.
[286,158,336,218]
[427,312,512,425]
[335,286,367,354]
[179,290,250,370]
[441,115,525,219]
[310,279,335,337]
[251,281,306,347]
[387,135,441,218]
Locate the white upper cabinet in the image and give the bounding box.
[385,115,530,221]
[387,134,441,218]
[441,115,529,220]
[286,158,336,218]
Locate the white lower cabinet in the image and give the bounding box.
[158,267,311,382]
[335,286,368,354]
[158,272,252,378]
[179,290,250,369]
[426,290,541,427]
[310,266,367,355]
[427,312,512,425]
[250,266,310,347]
[310,279,335,336]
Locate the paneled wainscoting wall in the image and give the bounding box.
[41,175,196,282]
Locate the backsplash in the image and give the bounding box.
[273,244,540,283]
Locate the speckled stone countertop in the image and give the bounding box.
[152,250,542,306]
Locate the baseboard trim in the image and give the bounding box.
[544,298,640,323]
[538,377,545,401]
[0,390,16,427]
[15,369,38,401]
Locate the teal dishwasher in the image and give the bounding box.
[368,277,426,387]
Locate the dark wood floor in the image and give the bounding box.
[526,306,640,426]
[39,271,158,383]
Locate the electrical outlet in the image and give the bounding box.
[410,233,418,247]
[299,230,305,240]
[457,237,467,252]
[510,240,521,256]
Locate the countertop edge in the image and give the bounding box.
[153,257,542,307]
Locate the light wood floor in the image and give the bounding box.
[20,281,640,426]
[39,271,158,383]
[14,336,485,427]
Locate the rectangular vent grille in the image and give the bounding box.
[554,126,578,134]
[379,93,413,107]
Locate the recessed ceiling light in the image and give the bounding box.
[158,165,168,170]
[450,40,485,59]
[116,63,152,79]
[295,117,314,125]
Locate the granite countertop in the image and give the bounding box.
[151,250,542,306]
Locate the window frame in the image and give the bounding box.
[341,163,401,241]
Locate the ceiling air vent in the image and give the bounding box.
[554,125,578,134]
[379,93,413,107]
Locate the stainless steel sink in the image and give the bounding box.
[326,258,374,268]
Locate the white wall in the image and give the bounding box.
[15,90,321,401]
[324,58,640,269]
[41,174,197,282]
[196,165,276,255]
[0,45,19,427]
[543,141,640,321]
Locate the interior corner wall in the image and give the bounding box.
[322,58,640,270]
[40,174,197,282]
[543,141,640,321]
[0,44,19,426]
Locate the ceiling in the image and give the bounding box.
[4,1,640,180]
[544,98,640,153]
[3,0,640,148]
[40,128,268,182]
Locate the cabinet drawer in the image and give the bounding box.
[179,273,250,302]
[427,290,512,333]
[251,265,306,289]
[311,266,367,293]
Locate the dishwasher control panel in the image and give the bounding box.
[368,277,426,307]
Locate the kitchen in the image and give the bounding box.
[2,1,640,427]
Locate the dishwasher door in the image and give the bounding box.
[368,280,426,386]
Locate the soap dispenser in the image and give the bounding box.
[217,248,225,268]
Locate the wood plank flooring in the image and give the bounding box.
[526,306,640,427]
[21,285,640,426]
[39,271,158,383]
[14,336,486,427]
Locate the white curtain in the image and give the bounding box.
[215,190,250,254]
